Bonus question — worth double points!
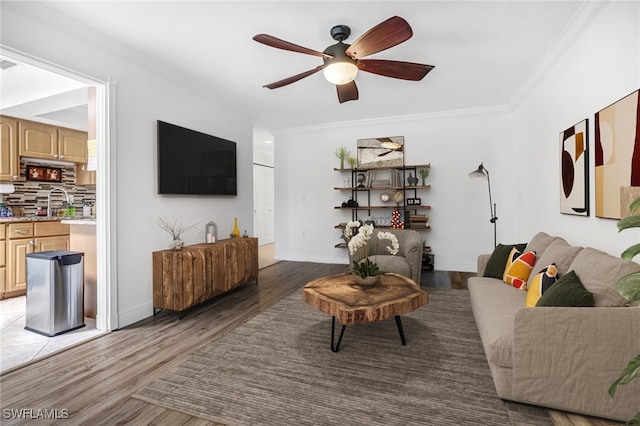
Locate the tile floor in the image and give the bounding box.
[0,296,105,373]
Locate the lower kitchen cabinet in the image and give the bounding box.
[2,220,70,299]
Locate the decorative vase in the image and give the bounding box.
[232,217,240,239]
[340,157,345,169]
[354,275,382,287]
[169,238,184,250]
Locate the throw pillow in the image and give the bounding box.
[503,247,536,290]
[536,270,594,307]
[525,263,559,307]
[483,243,528,279]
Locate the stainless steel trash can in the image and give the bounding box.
[25,250,85,337]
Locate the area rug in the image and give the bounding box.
[133,288,512,425]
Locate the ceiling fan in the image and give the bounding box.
[253,16,434,103]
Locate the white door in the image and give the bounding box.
[253,164,274,245]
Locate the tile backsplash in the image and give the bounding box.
[1,161,96,216]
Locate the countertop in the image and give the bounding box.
[0,215,97,225]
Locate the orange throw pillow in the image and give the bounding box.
[503,247,536,290]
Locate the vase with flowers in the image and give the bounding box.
[346,221,399,286]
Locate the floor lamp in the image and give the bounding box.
[469,163,498,248]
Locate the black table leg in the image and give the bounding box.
[395,315,406,345]
[331,316,347,352]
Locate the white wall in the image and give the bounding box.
[512,0,640,257]
[274,108,515,272]
[1,4,254,327]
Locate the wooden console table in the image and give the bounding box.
[152,238,258,316]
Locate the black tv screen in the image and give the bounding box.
[157,120,237,195]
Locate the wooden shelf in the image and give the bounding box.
[335,224,430,231]
[334,185,431,191]
[334,163,431,172]
[334,205,431,210]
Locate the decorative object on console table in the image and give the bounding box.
[560,119,589,216]
[205,221,217,243]
[156,216,197,250]
[469,163,498,248]
[231,217,240,239]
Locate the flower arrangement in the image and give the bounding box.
[346,222,399,278]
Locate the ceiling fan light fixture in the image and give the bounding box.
[323,61,358,85]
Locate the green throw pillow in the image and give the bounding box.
[483,243,527,279]
[536,270,594,307]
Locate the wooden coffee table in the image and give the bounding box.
[303,273,428,352]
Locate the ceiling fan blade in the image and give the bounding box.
[253,34,332,58]
[336,80,358,103]
[358,59,434,81]
[345,16,413,59]
[263,66,323,89]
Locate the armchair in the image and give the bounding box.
[350,229,424,284]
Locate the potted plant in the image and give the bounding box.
[418,168,430,186]
[335,146,350,169]
[347,156,357,169]
[609,198,640,425]
[157,216,197,250]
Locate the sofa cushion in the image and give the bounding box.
[526,263,559,307]
[527,239,583,287]
[524,232,567,260]
[468,277,525,368]
[536,270,594,307]
[569,247,640,307]
[483,243,528,279]
[503,248,536,290]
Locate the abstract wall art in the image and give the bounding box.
[595,89,640,219]
[560,119,589,216]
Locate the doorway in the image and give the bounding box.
[0,49,114,371]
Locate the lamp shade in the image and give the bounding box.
[469,163,487,179]
[323,61,358,85]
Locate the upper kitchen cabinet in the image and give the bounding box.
[18,119,88,163]
[0,116,20,182]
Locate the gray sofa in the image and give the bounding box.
[468,232,640,421]
[350,229,423,283]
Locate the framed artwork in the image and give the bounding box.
[357,136,404,168]
[26,165,62,182]
[560,119,589,216]
[595,89,640,219]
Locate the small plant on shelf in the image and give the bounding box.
[335,146,350,169]
[347,156,357,169]
[418,168,430,186]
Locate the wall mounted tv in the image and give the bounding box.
[157,120,237,195]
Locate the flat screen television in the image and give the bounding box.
[157,120,237,195]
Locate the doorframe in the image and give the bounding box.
[1,46,118,331]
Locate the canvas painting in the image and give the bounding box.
[560,119,589,216]
[595,89,640,219]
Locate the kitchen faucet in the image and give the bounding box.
[47,187,71,216]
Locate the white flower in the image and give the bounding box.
[377,231,399,256]
[344,221,361,240]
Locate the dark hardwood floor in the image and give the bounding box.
[0,261,621,425]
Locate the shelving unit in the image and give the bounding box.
[334,163,432,247]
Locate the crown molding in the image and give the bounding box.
[274,104,511,136]
[509,0,610,109]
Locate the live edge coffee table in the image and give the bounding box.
[303,273,428,352]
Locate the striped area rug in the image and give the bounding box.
[133,288,515,425]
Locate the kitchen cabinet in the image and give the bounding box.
[0,116,20,181]
[3,220,70,299]
[0,224,5,293]
[18,118,87,163]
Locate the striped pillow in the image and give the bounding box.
[503,247,536,290]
